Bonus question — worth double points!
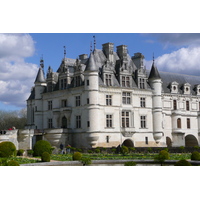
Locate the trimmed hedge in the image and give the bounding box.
[0,141,16,158]
[33,140,52,157]
[41,152,50,162]
[7,160,20,166]
[191,151,200,161]
[72,152,82,160]
[174,159,192,166]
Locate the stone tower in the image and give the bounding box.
[148,59,163,143]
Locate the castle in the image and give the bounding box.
[6,41,200,150]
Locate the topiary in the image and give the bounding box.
[129,147,136,152]
[41,152,51,162]
[191,151,200,161]
[72,152,82,160]
[174,159,192,166]
[33,140,52,157]
[0,141,16,158]
[87,150,93,154]
[17,149,25,156]
[7,160,20,166]
[94,148,100,153]
[154,150,169,166]
[124,161,136,166]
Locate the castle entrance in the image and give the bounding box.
[185,135,198,147]
[61,116,67,128]
[122,139,134,147]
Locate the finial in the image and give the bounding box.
[40,55,44,69]
[153,53,155,63]
[93,35,96,50]
[90,41,92,53]
[64,46,66,58]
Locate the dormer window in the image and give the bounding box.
[74,76,82,87]
[121,76,131,87]
[170,81,179,93]
[139,78,145,89]
[60,78,67,90]
[183,83,191,95]
[195,85,200,95]
[105,74,112,86]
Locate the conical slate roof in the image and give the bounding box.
[85,51,98,71]
[34,67,46,83]
[148,61,161,80]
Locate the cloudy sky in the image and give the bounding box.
[1,33,200,110]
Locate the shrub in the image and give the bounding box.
[0,141,16,158]
[179,146,185,152]
[17,149,25,156]
[154,150,169,166]
[124,161,136,166]
[111,148,116,154]
[76,148,82,152]
[41,152,51,162]
[194,146,200,149]
[27,150,34,156]
[33,140,52,157]
[129,147,136,152]
[191,151,200,161]
[174,159,192,166]
[72,152,82,160]
[87,150,93,154]
[147,147,153,153]
[121,146,129,155]
[81,157,92,166]
[94,148,100,153]
[7,160,20,166]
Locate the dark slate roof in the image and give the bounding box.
[148,62,161,80]
[85,51,98,71]
[27,88,35,100]
[34,67,46,83]
[147,69,200,94]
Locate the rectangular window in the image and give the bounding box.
[62,100,67,107]
[105,74,112,86]
[75,96,81,106]
[87,80,89,86]
[186,101,190,111]
[76,116,81,128]
[126,77,130,87]
[87,121,90,127]
[106,115,113,128]
[106,95,112,106]
[187,118,190,129]
[48,101,53,110]
[145,137,148,144]
[87,98,90,104]
[60,79,64,90]
[106,136,109,143]
[122,111,130,128]
[140,97,146,107]
[173,100,177,110]
[140,78,145,89]
[122,76,126,87]
[75,76,81,87]
[122,92,131,104]
[48,118,53,128]
[140,116,146,128]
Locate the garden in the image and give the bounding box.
[0,140,200,166]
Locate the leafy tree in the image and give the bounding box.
[154,150,169,166]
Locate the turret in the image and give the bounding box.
[84,50,100,147]
[148,59,163,143]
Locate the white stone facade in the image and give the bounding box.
[23,42,200,149]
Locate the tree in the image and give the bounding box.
[0,108,27,130]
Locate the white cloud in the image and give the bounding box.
[145,46,200,76]
[0,34,38,108]
[147,33,200,48]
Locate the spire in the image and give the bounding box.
[64,46,66,58]
[148,56,161,80]
[85,51,98,72]
[35,67,46,83]
[93,35,96,50]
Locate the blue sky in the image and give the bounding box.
[1,33,200,111]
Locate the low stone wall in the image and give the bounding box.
[20,159,200,166]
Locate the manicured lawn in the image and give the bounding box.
[50,153,191,161]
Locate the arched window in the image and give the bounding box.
[177,118,181,128]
